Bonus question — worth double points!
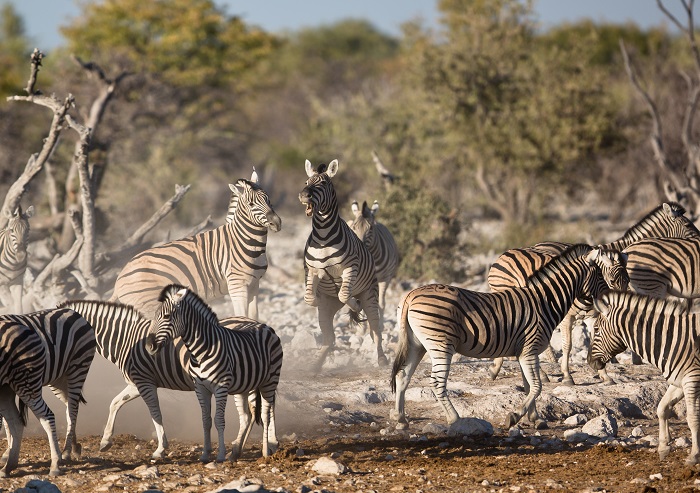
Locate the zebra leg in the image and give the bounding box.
[339,266,361,312]
[0,389,22,477]
[229,393,252,461]
[259,390,277,457]
[657,384,684,461]
[427,348,460,426]
[100,384,141,453]
[304,267,321,307]
[392,333,427,430]
[195,383,214,463]
[23,394,61,476]
[48,380,80,461]
[314,295,343,370]
[138,383,170,459]
[358,291,388,366]
[247,278,260,320]
[682,379,700,465]
[489,358,505,380]
[377,281,388,327]
[559,314,576,386]
[213,387,229,463]
[510,354,545,429]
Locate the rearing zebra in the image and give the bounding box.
[146,284,283,463]
[112,170,281,319]
[589,291,700,464]
[488,202,697,384]
[58,299,268,459]
[0,205,34,314]
[348,200,399,325]
[391,245,627,430]
[299,159,387,368]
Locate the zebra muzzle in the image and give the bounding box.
[145,334,159,355]
[587,353,606,371]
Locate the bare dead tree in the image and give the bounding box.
[621,0,700,217]
[371,150,396,190]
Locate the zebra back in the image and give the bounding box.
[591,291,698,384]
[348,200,399,284]
[300,160,377,297]
[1,308,96,385]
[113,178,281,317]
[0,205,34,284]
[147,284,283,394]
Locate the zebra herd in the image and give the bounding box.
[1,158,700,476]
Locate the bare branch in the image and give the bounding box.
[657,0,688,33]
[25,48,44,95]
[371,150,396,188]
[185,214,213,237]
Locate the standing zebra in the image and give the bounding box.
[390,245,628,430]
[112,170,281,319]
[589,291,700,464]
[299,159,387,368]
[488,202,697,384]
[59,299,268,459]
[0,320,57,477]
[348,200,399,326]
[0,205,34,314]
[1,308,96,464]
[146,284,283,463]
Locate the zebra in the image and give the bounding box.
[0,205,34,314]
[589,290,700,464]
[299,159,387,369]
[58,299,268,459]
[112,170,281,319]
[488,202,697,384]
[145,284,283,463]
[348,200,400,326]
[1,308,96,465]
[390,245,628,430]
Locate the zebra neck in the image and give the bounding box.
[530,262,586,328]
[310,207,342,245]
[230,214,269,249]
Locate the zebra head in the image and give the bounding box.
[227,179,281,232]
[659,202,699,237]
[588,292,627,371]
[584,248,629,299]
[4,205,34,252]
[349,200,378,247]
[145,284,190,355]
[299,159,339,218]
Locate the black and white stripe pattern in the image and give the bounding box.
[145,284,283,463]
[0,308,96,475]
[0,205,33,313]
[487,202,696,384]
[390,245,627,430]
[299,159,387,368]
[589,291,700,464]
[0,320,57,477]
[112,170,281,319]
[348,200,399,324]
[59,299,266,459]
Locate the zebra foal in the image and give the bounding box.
[112,170,281,319]
[146,284,283,463]
[589,291,700,464]
[391,245,627,430]
[488,202,696,384]
[0,205,33,314]
[348,200,399,325]
[59,299,269,459]
[299,159,387,368]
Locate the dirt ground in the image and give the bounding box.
[1,359,699,493]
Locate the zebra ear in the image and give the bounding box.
[585,248,600,264]
[251,166,259,184]
[371,200,379,215]
[663,202,675,216]
[593,294,611,317]
[24,205,34,219]
[174,288,188,304]
[305,159,314,177]
[327,159,339,177]
[229,183,241,197]
[351,200,359,215]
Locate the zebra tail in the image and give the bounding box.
[80,393,87,405]
[390,294,411,394]
[254,389,262,426]
[18,400,27,427]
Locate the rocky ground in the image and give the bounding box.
[3,217,700,492]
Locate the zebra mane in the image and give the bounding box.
[315,163,328,174]
[619,202,691,239]
[57,299,148,321]
[235,178,263,192]
[159,283,220,326]
[525,243,593,285]
[601,290,691,316]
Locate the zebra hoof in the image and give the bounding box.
[99,440,113,452]
[686,454,700,465]
[602,378,616,386]
[396,421,409,430]
[378,354,389,367]
[505,413,519,428]
[49,468,62,477]
[488,369,498,381]
[535,419,548,430]
[562,377,575,387]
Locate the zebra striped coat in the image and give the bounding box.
[0,205,33,314]
[348,200,399,322]
[299,159,387,368]
[112,172,281,319]
[390,245,628,430]
[0,320,53,477]
[589,291,700,464]
[146,284,283,463]
[487,202,696,384]
[58,299,267,459]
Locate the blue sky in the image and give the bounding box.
[5,0,682,51]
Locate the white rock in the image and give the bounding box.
[422,423,448,435]
[581,414,617,438]
[631,426,644,437]
[312,456,348,475]
[448,418,493,438]
[563,429,589,443]
[675,436,692,448]
[564,414,587,426]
